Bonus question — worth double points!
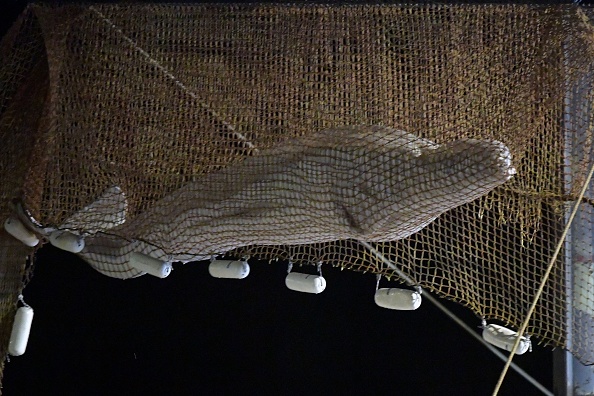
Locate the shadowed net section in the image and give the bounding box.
[1,3,594,370]
[0,7,45,384]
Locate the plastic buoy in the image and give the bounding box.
[482,324,531,355]
[208,260,250,279]
[285,272,326,294]
[49,230,85,253]
[374,288,422,311]
[8,306,34,356]
[3,216,39,247]
[129,252,172,278]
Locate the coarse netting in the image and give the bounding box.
[1,3,594,373]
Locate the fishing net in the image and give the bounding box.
[2,2,594,375]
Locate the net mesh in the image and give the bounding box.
[0,7,45,386]
[2,2,594,369]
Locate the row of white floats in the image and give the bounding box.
[4,216,85,253]
[128,255,531,354]
[133,255,419,309]
[6,299,530,359]
[4,217,531,357]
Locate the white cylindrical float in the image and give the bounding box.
[374,288,422,310]
[4,216,39,247]
[129,252,172,278]
[8,306,34,356]
[482,324,531,355]
[49,230,85,253]
[285,272,326,294]
[208,260,250,279]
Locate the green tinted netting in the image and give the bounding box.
[1,3,594,374]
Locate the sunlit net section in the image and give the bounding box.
[1,3,594,368]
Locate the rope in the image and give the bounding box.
[491,159,594,395]
[359,240,553,396]
[88,6,257,153]
[358,240,417,287]
[17,294,29,308]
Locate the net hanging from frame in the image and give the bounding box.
[1,3,594,374]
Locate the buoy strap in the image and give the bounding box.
[17,295,30,308]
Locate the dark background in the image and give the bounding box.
[4,246,553,395]
[1,1,556,395]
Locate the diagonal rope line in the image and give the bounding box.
[492,159,594,396]
[88,6,257,153]
[358,240,553,396]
